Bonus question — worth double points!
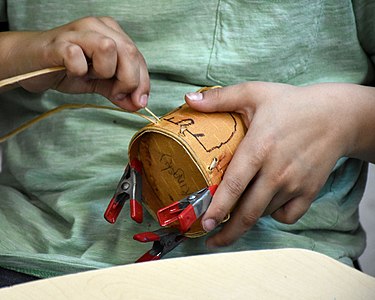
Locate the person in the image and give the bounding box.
[0,0,374,282]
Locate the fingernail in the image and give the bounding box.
[139,94,148,107]
[186,92,203,101]
[112,93,128,102]
[203,219,217,232]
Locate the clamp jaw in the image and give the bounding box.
[157,185,218,233]
[133,228,186,263]
[132,186,218,263]
[104,158,218,262]
[104,158,143,224]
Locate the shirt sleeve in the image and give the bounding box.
[353,0,375,66]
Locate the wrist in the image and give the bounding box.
[346,86,375,162]
[330,83,375,162]
[0,31,44,79]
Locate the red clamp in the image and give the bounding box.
[133,228,186,263]
[104,158,143,224]
[157,185,217,233]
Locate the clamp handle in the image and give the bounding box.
[130,199,143,223]
[104,196,126,224]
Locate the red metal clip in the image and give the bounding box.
[157,185,217,233]
[133,228,186,263]
[104,158,143,224]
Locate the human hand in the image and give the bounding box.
[9,17,150,110]
[185,82,358,248]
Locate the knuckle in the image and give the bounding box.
[222,176,246,199]
[285,179,300,195]
[76,16,101,28]
[204,87,222,108]
[125,78,140,92]
[124,43,140,58]
[281,213,301,224]
[257,134,275,157]
[303,182,321,200]
[274,198,311,225]
[214,235,235,248]
[250,139,274,169]
[242,82,254,94]
[212,204,229,221]
[246,154,263,171]
[61,46,86,76]
[243,81,271,97]
[100,16,117,25]
[285,185,299,197]
[116,39,141,62]
[98,36,117,53]
[209,86,222,100]
[47,31,73,50]
[239,212,259,228]
[307,191,317,202]
[270,167,291,188]
[64,44,81,60]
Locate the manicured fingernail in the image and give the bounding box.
[203,219,217,232]
[186,92,203,101]
[139,94,148,107]
[112,93,128,101]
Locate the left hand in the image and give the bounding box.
[185,82,359,248]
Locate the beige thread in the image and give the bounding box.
[0,67,159,142]
[0,66,66,89]
[144,107,160,123]
[208,157,218,171]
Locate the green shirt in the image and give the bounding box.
[0,0,373,278]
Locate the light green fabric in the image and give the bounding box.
[0,0,373,277]
[0,0,5,22]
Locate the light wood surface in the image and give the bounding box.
[1,248,374,299]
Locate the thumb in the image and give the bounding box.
[185,82,260,114]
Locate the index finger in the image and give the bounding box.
[90,16,151,108]
[201,131,262,232]
[206,173,275,248]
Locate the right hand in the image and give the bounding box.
[15,17,150,111]
[185,82,366,248]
